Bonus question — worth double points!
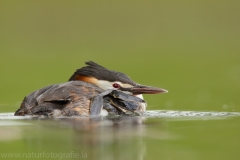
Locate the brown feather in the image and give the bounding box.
[14,81,103,116]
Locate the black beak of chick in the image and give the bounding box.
[121,85,168,95]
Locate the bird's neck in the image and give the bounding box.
[135,94,144,100]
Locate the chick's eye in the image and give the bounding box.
[113,83,120,88]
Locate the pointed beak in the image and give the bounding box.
[131,85,168,95]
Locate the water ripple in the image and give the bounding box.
[142,110,240,117]
[0,110,239,120]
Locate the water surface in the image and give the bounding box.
[0,110,239,160]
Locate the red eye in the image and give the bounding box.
[113,83,120,88]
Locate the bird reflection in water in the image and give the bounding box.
[59,116,146,160]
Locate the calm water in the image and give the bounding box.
[1,1,240,160]
[0,110,239,160]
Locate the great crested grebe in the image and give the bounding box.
[14,61,167,117]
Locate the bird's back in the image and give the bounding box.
[14,81,103,117]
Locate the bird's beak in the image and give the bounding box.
[131,85,168,95]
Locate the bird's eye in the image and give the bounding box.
[112,83,120,88]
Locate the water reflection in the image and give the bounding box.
[59,116,146,160]
[1,111,240,160]
[0,120,31,141]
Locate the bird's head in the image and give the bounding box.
[69,61,168,99]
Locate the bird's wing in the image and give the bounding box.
[15,84,59,116]
[15,81,103,116]
[36,83,72,104]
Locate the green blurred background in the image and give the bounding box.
[1,0,240,112]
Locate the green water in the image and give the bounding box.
[1,1,240,160]
[1,114,240,160]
